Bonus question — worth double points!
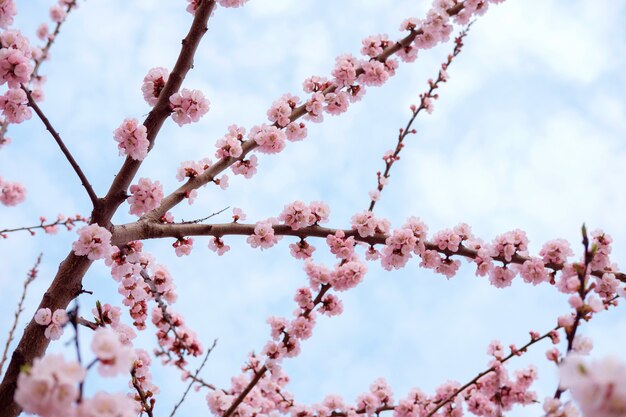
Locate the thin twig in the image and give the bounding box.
[368,24,473,212]
[170,339,218,417]
[21,85,99,207]
[0,254,42,376]
[180,206,230,224]
[131,367,155,417]
[0,214,88,238]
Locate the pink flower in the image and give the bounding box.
[351,211,389,237]
[358,60,389,86]
[141,67,169,106]
[332,54,358,87]
[215,132,243,159]
[79,392,139,417]
[14,353,85,417]
[539,239,573,266]
[34,308,52,325]
[285,121,307,141]
[72,224,113,260]
[49,5,66,23]
[208,237,230,256]
[113,118,149,161]
[279,200,314,230]
[231,155,258,178]
[249,124,286,154]
[0,177,26,206]
[559,355,626,417]
[232,207,246,222]
[217,0,249,7]
[52,309,68,326]
[0,0,16,29]
[44,324,64,341]
[361,34,390,58]
[37,24,49,41]
[169,88,210,126]
[173,237,194,257]
[518,258,548,285]
[267,95,297,127]
[247,220,280,250]
[128,177,164,216]
[91,327,135,377]
[488,266,516,288]
[289,240,315,260]
[0,88,32,124]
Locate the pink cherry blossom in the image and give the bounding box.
[0,46,31,88]
[249,124,286,154]
[128,177,164,216]
[208,237,231,256]
[285,121,307,141]
[173,237,194,257]
[0,177,26,206]
[113,118,149,161]
[0,88,31,124]
[72,224,113,260]
[34,308,52,326]
[78,392,139,417]
[14,353,85,417]
[0,0,16,29]
[169,88,210,126]
[141,67,169,106]
[91,327,135,377]
[49,5,66,23]
[559,354,626,417]
[232,155,258,178]
[247,220,280,250]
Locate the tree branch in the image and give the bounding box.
[22,85,99,208]
[0,254,42,376]
[0,2,218,414]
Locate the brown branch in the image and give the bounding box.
[0,254,42,376]
[0,2,218,414]
[131,367,155,417]
[22,85,99,207]
[112,220,626,283]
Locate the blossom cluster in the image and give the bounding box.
[34,308,68,340]
[558,354,626,417]
[0,175,26,206]
[113,118,149,161]
[14,326,139,417]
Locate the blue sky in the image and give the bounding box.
[2,0,626,415]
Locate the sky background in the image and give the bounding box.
[2,0,626,415]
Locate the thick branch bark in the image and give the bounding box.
[112,220,626,283]
[0,2,216,414]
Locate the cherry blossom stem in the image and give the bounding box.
[112,221,626,283]
[22,85,99,207]
[0,215,88,238]
[0,3,217,414]
[369,25,472,212]
[0,254,42,376]
[170,339,218,417]
[131,367,155,417]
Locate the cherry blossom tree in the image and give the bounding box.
[1,0,625,416]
